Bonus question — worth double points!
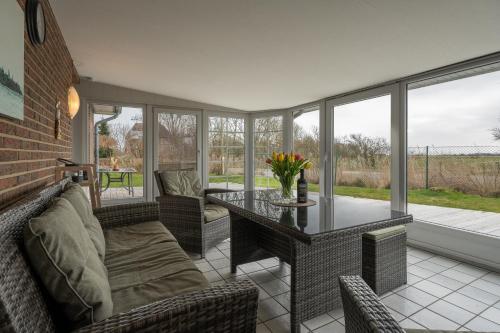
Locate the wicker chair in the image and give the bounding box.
[155,170,234,258]
[0,179,259,333]
[339,275,494,333]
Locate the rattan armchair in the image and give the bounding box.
[155,170,234,258]
[338,275,494,333]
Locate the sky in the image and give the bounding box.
[296,70,500,147]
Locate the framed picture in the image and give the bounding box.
[0,0,24,120]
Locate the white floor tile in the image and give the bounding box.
[396,286,438,307]
[258,298,288,321]
[413,279,453,298]
[313,320,345,333]
[458,285,500,305]
[427,300,475,325]
[480,307,500,325]
[409,308,460,330]
[465,316,500,332]
[382,293,422,317]
[440,268,477,284]
[443,292,490,314]
[303,314,334,331]
[427,273,466,290]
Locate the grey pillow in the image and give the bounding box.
[160,170,203,197]
[62,183,106,260]
[24,197,113,327]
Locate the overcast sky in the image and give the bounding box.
[297,70,500,147]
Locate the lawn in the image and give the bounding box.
[101,172,144,188]
[114,173,500,213]
[210,175,500,213]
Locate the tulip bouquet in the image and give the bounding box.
[266,152,312,201]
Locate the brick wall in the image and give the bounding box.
[0,0,78,208]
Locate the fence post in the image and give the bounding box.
[425,146,429,189]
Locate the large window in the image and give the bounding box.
[157,110,199,171]
[293,108,320,193]
[254,115,283,189]
[92,105,144,201]
[332,95,392,204]
[407,68,500,237]
[208,116,245,189]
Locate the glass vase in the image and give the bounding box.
[278,177,295,203]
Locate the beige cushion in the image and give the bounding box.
[62,183,106,261]
[204,204,229,223]
[364,225,406,241]
[104,221,177,256]
[159,170,203,197]
[104,224,208,314]
[24,198,113,327]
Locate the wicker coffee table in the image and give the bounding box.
[208,190,412,333]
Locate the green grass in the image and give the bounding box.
[102,172,144,188]
[210,175,500,213]
[116,173,500,213]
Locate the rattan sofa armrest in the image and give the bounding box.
[156,194,204,215]
[203,188,236,196]
[93,202,159,229]
[339,276,405,333]
[74,279,259,333]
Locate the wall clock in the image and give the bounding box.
[26,0,46,45]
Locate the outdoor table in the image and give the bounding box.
[208,190,412,333]
[98,167,136,196]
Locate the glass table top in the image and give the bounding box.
[208,190,409,236]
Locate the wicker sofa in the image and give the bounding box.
[339,275,496,333]
[0,179,258,333]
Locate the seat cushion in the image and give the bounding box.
[204,204,229,223]
[159,170,203,197]
[62,182,106,260]
[104,221,177,255]
[105,238,209,314]
[24,198,113,327]
[364,225,406,241]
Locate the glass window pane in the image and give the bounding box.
[333,95,391,204]
[293,109,320,193]
[93,106,144,201]
[208,116,245,190]
[158,113,198,171]
[254,115,283,189]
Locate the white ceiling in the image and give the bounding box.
[49,0,500,111]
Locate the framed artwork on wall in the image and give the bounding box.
[0,0,25,120]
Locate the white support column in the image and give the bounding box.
[391,83,407,212]
[202,111,209,188]
[283,111,293,153]
[319,99,331,198]
[245,113,254,191]
[145,104,154,201]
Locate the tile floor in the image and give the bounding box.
[189,240,500,332]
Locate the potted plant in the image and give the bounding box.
[266,152,312,203]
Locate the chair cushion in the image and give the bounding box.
[24,198,113,328]
[104,221,177,255]
[204,204,229,223]
[159,170,203,197]
[364,225,406,241]
[104,224,209,314]
[62,183,106,261]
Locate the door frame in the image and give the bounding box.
[325,84,405,211]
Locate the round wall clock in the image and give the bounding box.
[26,0,46,45]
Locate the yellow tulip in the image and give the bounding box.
[278,153,285,162]
[304,161,312,169]
[289,154,295,162]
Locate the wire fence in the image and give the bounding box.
[408,146,500,196]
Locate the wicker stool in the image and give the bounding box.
[362,225,407,295]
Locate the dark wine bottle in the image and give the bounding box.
[297,169,308,203]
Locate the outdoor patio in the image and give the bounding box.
[196,240,500,332]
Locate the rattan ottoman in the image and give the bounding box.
[362,225,407,295]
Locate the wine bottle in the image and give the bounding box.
[297,169,308,203]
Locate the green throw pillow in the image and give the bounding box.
[62,183,106,260]
[160,170,203,197]
[24,197,113,328]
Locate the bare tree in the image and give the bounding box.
[109,123,131,154]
